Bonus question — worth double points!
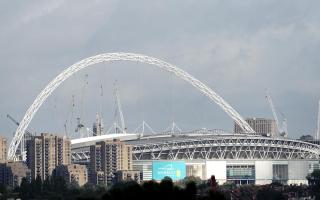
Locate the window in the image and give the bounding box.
[226,165,255,185]
[272,164,288,184]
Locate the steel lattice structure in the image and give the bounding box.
[132,135,320,160]
[8,52,255,160]
[71,133,320,162]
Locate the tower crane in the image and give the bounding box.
[6,114,33,160]
[315,100,320,140]
[113,80,126,133]
[7,114,33,137]
[265,90,288,137]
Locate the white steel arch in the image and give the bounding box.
[8,52,255,160]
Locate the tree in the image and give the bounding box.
[19,177,30,199]
[256,187,285,200]
[29,175,42,198]
[68,179,80,190]
[0,184,7,195]
[209,175,217,192]
[307,169,320,188]
[307,169,320,199]
[221,182,236,190]
[185,181,197,200]
[142,180,160,200]
[180,176,202,187]
[239,185,257,200]
[51,175,67,193]
[42,178,51,194]
[160,176,174,194]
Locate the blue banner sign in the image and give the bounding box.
[152,161,186,181]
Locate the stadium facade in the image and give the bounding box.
[71,130,320,185]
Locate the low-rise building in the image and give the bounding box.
[90,171,105,185]
[0,161,30,188]
[114,170,140,183]
[53,164,88,186]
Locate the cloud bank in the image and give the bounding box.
[0,0,320,140]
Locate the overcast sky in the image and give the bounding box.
[1,0,320,141]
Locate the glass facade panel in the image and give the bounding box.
[186,164,206,180]
[272,164,288,184]
[226,165,255,185]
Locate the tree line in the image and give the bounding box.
[0,170,319,200]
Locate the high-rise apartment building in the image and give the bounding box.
[89,139,132,185]
[234,118,277,137]
[26,133,71,180]
[0,137,7,162]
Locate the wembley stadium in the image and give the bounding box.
[8,52,320,186]
[70,130,320,185]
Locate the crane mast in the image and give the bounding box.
[266,91,280,137]
[282,118,288,137]
[113,81,126,133]
[316,100,320,140]
[265,90,287,137]
[6,114,33,160]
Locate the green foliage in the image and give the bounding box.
[159,176,174,194]
[19,178,29,199]
[18,176,75,200]
[256,187,286,200]
[11,176,316,200]
[307,169,320,199]
[307,169,320,186]
[238,185,258,200]
[179,176,203,188]
[221,182,236,190]
[108,181,143,200]
[185,181,197,200]
[0,184,7,195]
[101,178,227,200]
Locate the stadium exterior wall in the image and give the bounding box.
[133,159,320,185]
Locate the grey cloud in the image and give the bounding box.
[1,0,320,141]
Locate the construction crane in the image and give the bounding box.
[64,95,75,138]
[75,117,85,132]
[93,113,104,136]
[316,100,320,140]
[7,114,33,137]
[113,81,126,133]
[6,114,33,160]
[265,90,288,137]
